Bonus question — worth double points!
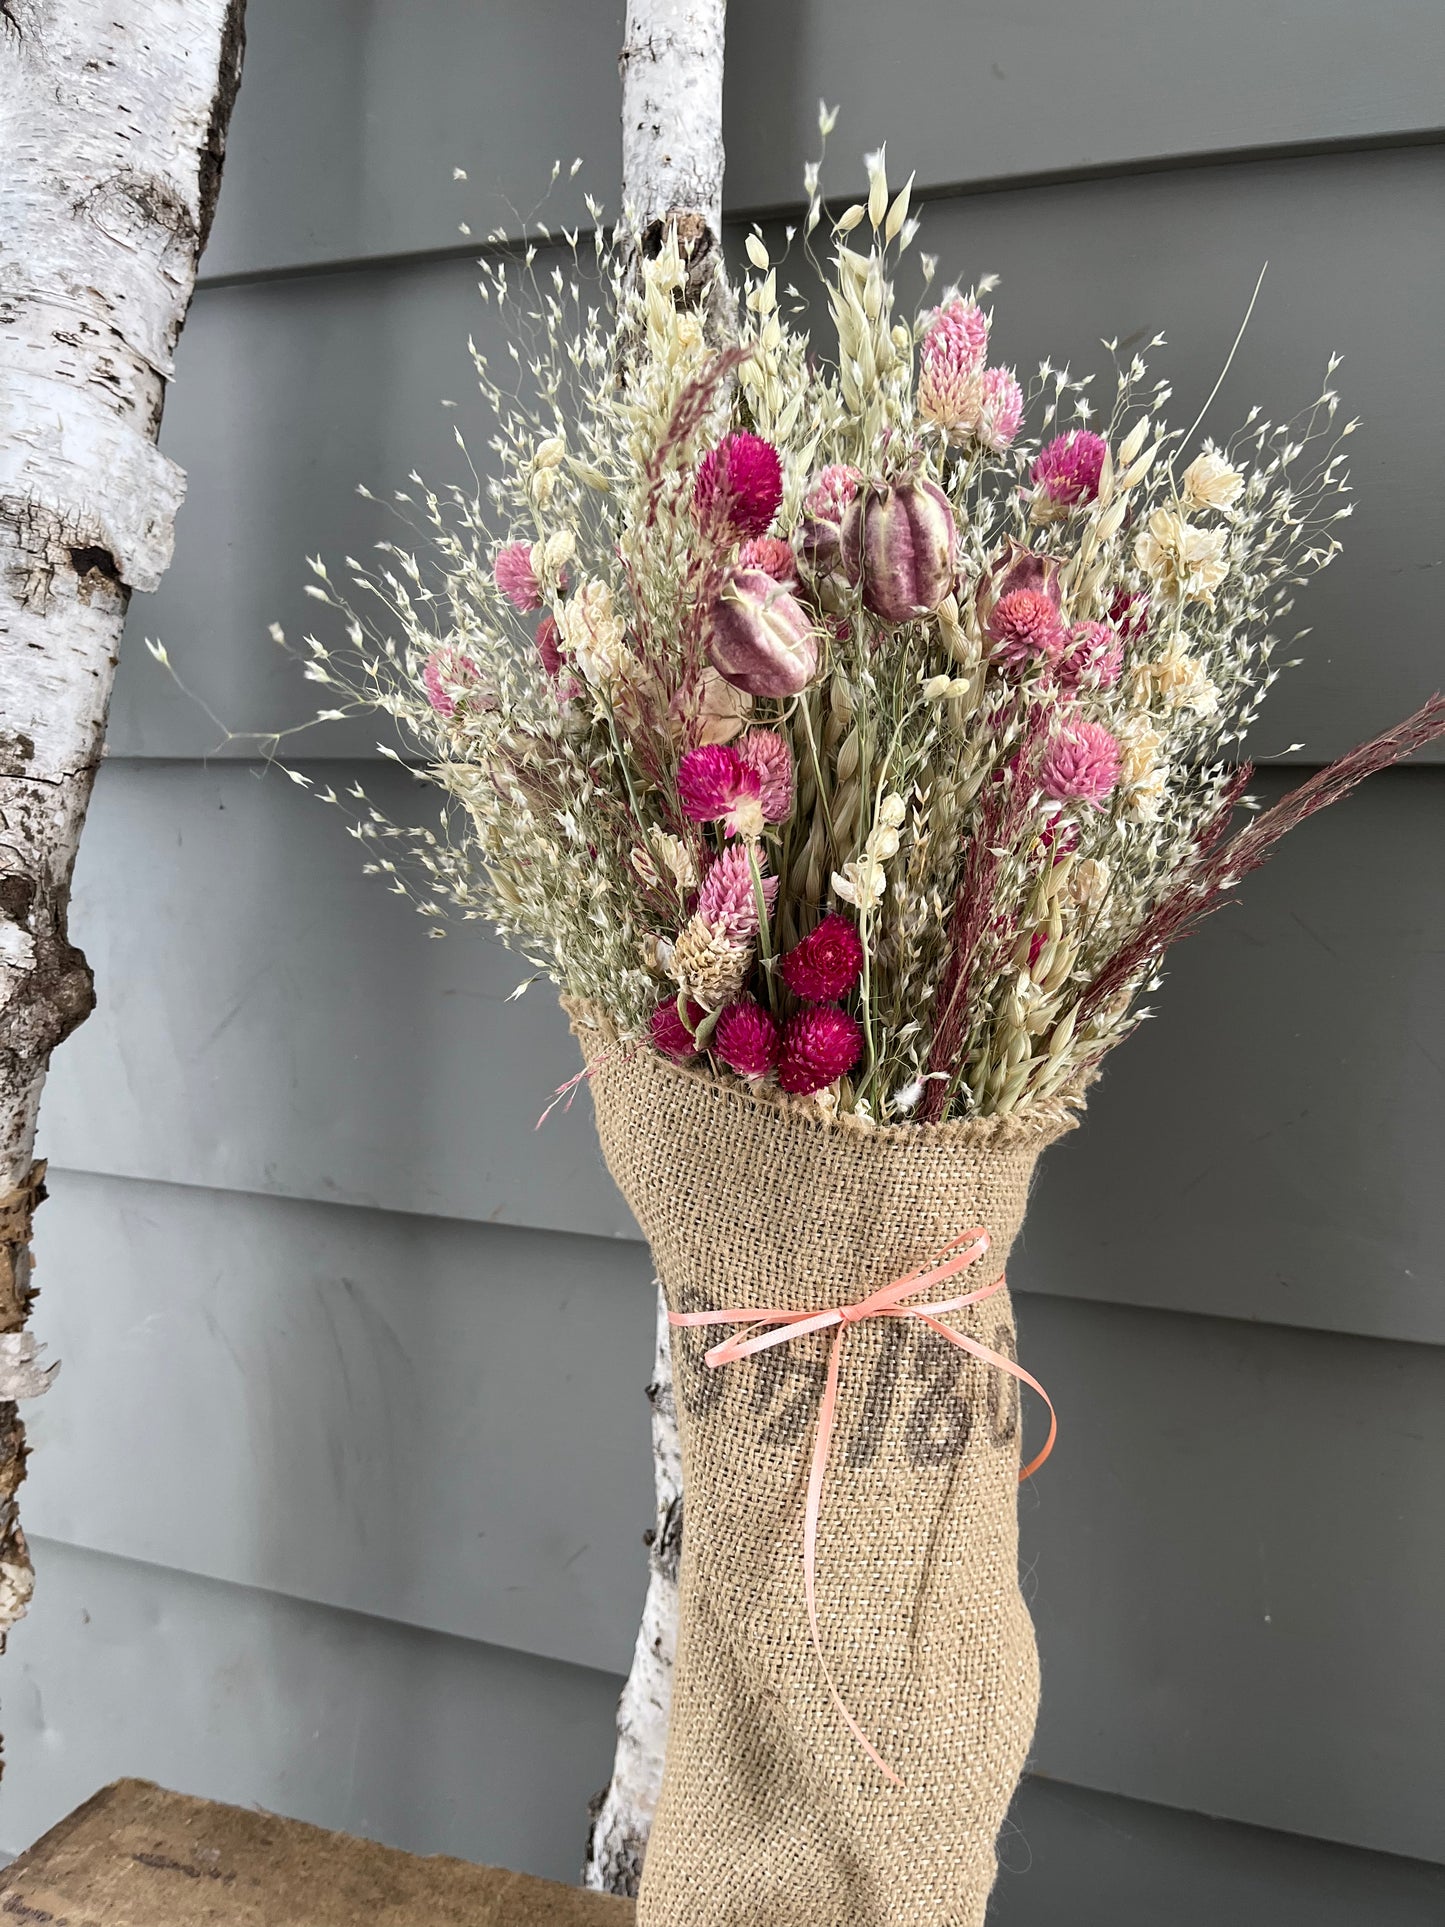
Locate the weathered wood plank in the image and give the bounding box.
[2,1779,632,1925]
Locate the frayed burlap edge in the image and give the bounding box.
[563,995,1093,1149]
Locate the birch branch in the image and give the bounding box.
[583,0,728,1894]
[0,0,246,1696]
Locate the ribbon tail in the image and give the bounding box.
[803,1326,904,1789]
[914,1313,1058,1482]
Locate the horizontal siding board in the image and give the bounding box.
[43,761,1445,1346]
[1017,1296,1445,1863]
[992,1777,1445,1925]
[27,1174,655,1676]
[10,1542,1441,1916]
[1,1538,622,1884]
[23,1189,1445,1859]
[121,143,1445,764]
[202,0,1445,279]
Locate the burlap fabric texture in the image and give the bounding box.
[571,1005,1078,1927]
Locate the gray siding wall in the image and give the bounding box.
[6,3,1442,1916]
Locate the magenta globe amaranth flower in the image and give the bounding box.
[713,999,782,1079]
[650,996,704,1062]
[779,913,864,1002]
[840,477,957,624]
[777,1005,864,1095]
[1032,431,1108,507]
[706,568,818,697]
[694,432,784,539]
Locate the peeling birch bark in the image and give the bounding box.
[583,0,728,1894]
[584,1285,683,1893]
[0,0,245,1710]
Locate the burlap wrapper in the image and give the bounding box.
[571,1005,1079,1927]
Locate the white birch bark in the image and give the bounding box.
[0,0,245,1680]
[583,0,727,1894]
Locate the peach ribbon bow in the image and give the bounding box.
[668,1228,1056,1786]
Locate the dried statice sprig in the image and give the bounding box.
[291,130,1443,1125]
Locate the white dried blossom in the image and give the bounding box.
[1181,450,1245,512]
[1133,508,1231,605]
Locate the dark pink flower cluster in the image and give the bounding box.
[677,730,794,835]
[779,913,864,1002]
[1031,431,1108,507]
[777,1005,863,1095]
[650,996,704,1062]
[695,432,783,538]
[713,999,781,1078]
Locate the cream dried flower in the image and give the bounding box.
[1133,508,1230,605]
[1181,450,1245,513]
[833,853,888,911]
[560,577,632,687]
[1118,720,1168,819]
[1127,650,1220,716]
[1069,855,1112,912]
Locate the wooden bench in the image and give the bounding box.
[0,1780,636,1925]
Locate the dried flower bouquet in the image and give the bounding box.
[297,140,1443,1926]
[299,152,1437,1131]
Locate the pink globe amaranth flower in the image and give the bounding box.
[1032,431,1108,507]
[706,568,818,698]
[423,653,456,717]
[737,535,798,587]
[713,998,782,1079]
[1060,619,1123,691]
[695,432,784,539]
[422,646,481,717]
[651,995,705,1063]
[677,743,764,837]
[799,469,863,583]
[925,296,990,372]
[1040,718,1122,807]
[696,846,779,941]
[777,1004,863,1095]
[988,588,1069,672]
[494,541,541,611]
[804,464,861,523]
[917,299,990,434]
[841,477,957,624]
[735,727,794,822]
[976,367,1024,452]
[779,912,864,1002]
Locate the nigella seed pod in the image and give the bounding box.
[840,477,957,624]
[706,568,819,698]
